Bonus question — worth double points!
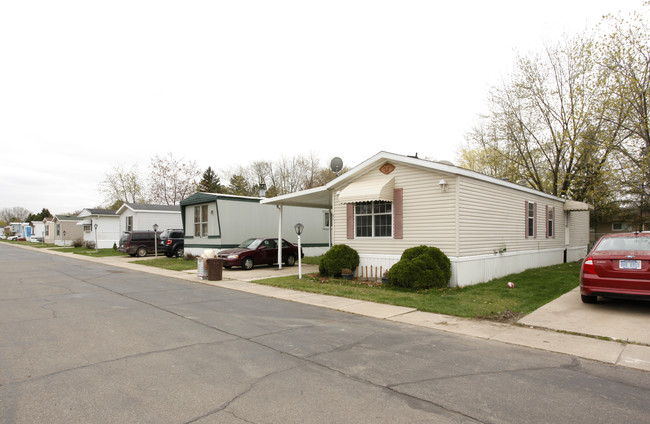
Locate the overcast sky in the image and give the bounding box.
[0,0,643,214]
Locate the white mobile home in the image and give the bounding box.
[77,209,120,249]
[116,203,182,234]
[179,192,330,257]
[262,151,591,287]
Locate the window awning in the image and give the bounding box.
[338,175,395,204]
[76,219,92,226]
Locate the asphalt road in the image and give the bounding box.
[1,245,649,424]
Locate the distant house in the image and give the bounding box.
[262,151,591,287]
[116,203,182,234]
[591,209,649,243]
[42,217,55,244]
[179,192,330,257]
[77,208,120,249]
[52,214,84,246]
[30,221,45,242]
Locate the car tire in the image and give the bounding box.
[136,247,147,257]
[285,255,296,267]
[581,294,597,304]
[242,257,254,270]
[174,247,184,258]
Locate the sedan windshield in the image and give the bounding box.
[238,238,262,249]
[595,236,650,252]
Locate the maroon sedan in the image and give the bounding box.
[217,237,303,270]
[580,232,650,303]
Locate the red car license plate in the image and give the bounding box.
[619,260,641,270]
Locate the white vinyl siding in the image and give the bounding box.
[457,177,565,256]
[333,163,456,256]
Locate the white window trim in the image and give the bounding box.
[354,201,393,238]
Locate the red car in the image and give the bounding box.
[217,237,303,270]
[580,232,650,303]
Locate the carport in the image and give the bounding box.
[261,186,332,269]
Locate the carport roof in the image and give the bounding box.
[260,186,331,209]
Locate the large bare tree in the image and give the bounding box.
[460,34,625,211]
[148,153,201,205]
[99,164,147,206]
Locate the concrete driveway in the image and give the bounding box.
[519,287,650,345]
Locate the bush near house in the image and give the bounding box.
[387,245,451,290]
[319,244,360,277]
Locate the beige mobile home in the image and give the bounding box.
[262,151,590,287]
[52,214,84,246]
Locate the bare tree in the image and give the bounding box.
[462,35,624,210]
[148,153,201,205]
[99,164,147,206]
[0,206,32,223]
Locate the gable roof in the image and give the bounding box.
[53,214,82,222]
[262,151,588,209]
[116,203,181,215]
[80,208,117,216]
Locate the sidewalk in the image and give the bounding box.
[10,243,650,372]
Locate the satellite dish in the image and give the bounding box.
[330,157,343,175]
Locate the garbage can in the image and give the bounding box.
[206,258,224,281]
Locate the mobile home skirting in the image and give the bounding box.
[358,247,575,287]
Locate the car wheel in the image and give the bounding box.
[174,247,184,258]
[242,257,254,270]
[285,255,296,266]
[136,247,147,257]
[581,294,597,304]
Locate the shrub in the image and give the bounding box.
[72,238,84,248]
[319,244,360,277]
[83,240,96,249]
[386,245,451,290]
[112,242,118,251]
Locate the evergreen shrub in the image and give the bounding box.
[387,245,451,290]
[319,244,360,277]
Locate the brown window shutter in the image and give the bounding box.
[525,201,529,239]
[394,188,403,239]
[346,203,354,239]
[534,202,538,238]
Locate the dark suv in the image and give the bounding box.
[159,229,184,258]
[118,231,161,257]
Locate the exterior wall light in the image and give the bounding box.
[439,179,448,192]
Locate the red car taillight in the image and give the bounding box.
[582,257,596,274]
[166,240,172,245]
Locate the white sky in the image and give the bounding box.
[0,0,643,214]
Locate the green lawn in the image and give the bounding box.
[132,257,198,271]
[252,262,581,321]
[51,247,126,257]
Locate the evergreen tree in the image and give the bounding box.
[198,166,224,193]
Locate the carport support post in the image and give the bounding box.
[277,205,283,269]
